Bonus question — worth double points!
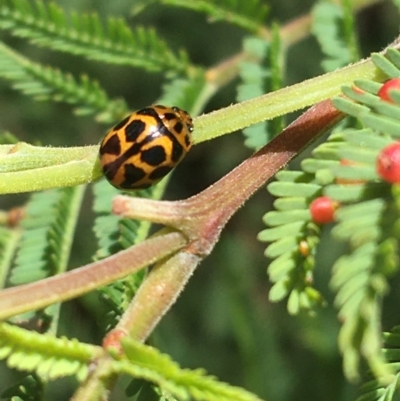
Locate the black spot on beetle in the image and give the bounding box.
[113,115,130,131]
[149,165,173,180]
[137,107,159,118]
[163,112,176,121]
[173,121,183,134]
[120,164,147,188]
[122,142,142,160]
[141,145,167,166]
[100,134,121,155]
[125,119,146,142]
[171,138,184,163]
[102,161,119,180]
[184,134,191,147]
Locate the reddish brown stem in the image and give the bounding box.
[0,231,186,319]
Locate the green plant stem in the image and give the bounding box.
[0,231,186,319]
[0,143,99,170]
[0,144,101,194]
[193,56,387,143]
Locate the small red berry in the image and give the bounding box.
[310,196,338,224]
[376,142,400,183]
[378,78,400,103]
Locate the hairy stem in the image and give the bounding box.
[0,231,186,319]
[118,252,201,341]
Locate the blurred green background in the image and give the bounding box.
[1,0,400,400]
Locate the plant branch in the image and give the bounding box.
[0,231,186,319]
[194,57,386,143]
[117,251,201,342]
[109,100,343,345]
[0,144,101,194]
[115,99,342,250]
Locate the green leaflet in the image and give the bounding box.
[0,322,99,381]
[260,47,400,384]
[0,226,20,288]
[157,0,268,33]
[158,69,206,118]
[311,0,359,72]
[237,36,269,150]
[331,202,398,380]
[9,186,85,330]
[0,0,189,74]
[117,337,264,401]
[0,41,127,122]
[0,320,263,400]
[258,168,324,315]
[11,186,85,285]
[92,180,144,260]
[263,23,285,138]
[356,327,400,401]
[325,96,400,381]
[1,375,43,401]
[236,26,284,150]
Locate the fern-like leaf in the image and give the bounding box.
[311,1,358,72]
[116,337,264,401]
[158,0,268,32]
[92,180,147,260]
[11,186,85,288]
[322,51,400,379]
[0,322,100,380]
[356,326,400,401]
[237,36,269,150]
[8,186,84,327]
[1,375,43,401]
[267,23,285,136]
[0,41,127,122]
[157,68,206,117]
[261,47,400,380]
[0,0,189,73]
[330,199,397,381]
[0,226,20,288]
[258,169,326,315]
